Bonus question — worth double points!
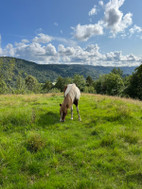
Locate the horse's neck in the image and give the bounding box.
[63,94,72,109]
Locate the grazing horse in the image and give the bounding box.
[60,83,81,122]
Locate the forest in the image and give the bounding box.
[0,57,142,100]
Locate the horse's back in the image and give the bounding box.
[65,84,80,102]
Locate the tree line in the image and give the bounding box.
[0,60,142,100]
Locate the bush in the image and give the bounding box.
[84,86,96,93]
[48,88,61,93]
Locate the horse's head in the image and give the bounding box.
[59,104,67,122]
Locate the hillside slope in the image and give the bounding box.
[0,94,142,188]
[0,57,136,82]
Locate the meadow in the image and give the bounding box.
[0,93,142,189]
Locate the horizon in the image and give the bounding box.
[0,56,137,68]
[0,0,142,67]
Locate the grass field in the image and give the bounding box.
[0,93,142,189]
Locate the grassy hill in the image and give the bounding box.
[0,93,142,188]
[0,57,136,83]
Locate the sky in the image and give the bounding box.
[0,0,142,66]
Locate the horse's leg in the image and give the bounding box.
[74,99,81,121]
[76,105,81,121]
[71,105,73,120]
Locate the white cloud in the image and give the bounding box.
[104,7,123,27]
[45,43,57,56]
[33,33,53,43]
[125,54,139,62]
[21,39,29,43]
[129,25,142,36]
[73,0,133,40]
[103,0,133,37]
[5,44,15,57]
[88,5,97,16]
[99,1,104,7]
[0,34,141,66]
[15,41,58,64]
[105,51,123,61]
[57,43,141,66]
[109,13,133,37]
[73,23,103,41]
[58,44,75,56]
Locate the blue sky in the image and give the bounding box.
[0,0,142,66]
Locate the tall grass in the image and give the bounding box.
[0,93,142,188]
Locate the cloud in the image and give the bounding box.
[73,0,133,40]
[73,23,103,41]
[105,51,123,61]
[104,7,123,27]
[15,41,58,63]
[103,0,133,37]
[45,43,57,56]
[58,44,75,56]
[57,43,141,66]
[125,54,139,62]
[0,34,141,66]
[129,25,142,36]
[99,1,104,7]
[88,5,97,16]
[21,39,29,43]
[33,33,53,43]
[5,44,15,57]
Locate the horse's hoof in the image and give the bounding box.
[60,120,64,122]
[71,118,73,120]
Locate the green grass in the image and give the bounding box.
[0,93,142,189]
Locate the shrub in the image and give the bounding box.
[48,88,61,93]
[84,86,96,93]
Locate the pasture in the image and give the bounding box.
[0,93,142,189]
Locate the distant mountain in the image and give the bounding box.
[0,57,136,83]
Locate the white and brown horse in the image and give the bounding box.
[60,83,81,122]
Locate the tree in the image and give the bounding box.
[111,68,123,76]
[0,59,4,80]
[15,75,27,94]
[0,79,8,94]
[42,80,53,93]
[54,76,66,92]
[64,77,73,86]
[25,75,40,93]
[84,86,95,93]
[0,58,15,93]
[126,64,142,100]
[94,73,124,96]
[73,74,86,91]
[86,76,93,86]
[54,76,73,92]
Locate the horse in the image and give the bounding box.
[60,83,81,122]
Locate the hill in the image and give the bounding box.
[0,93,142,188]
[0,57,136,83]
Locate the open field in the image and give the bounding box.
[0,93,142,189]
